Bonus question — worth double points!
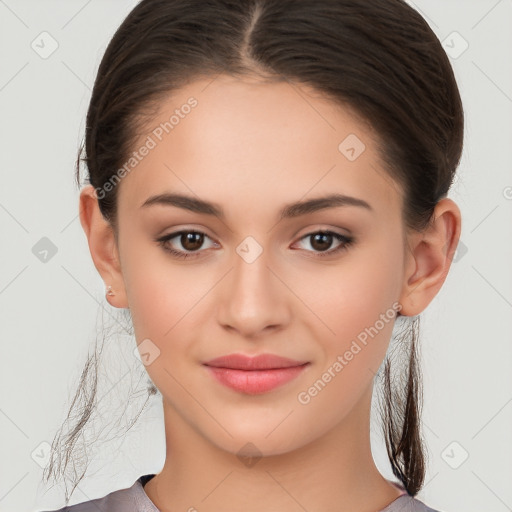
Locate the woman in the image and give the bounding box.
[42,0,463,510]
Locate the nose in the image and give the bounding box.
[216,241,291,339]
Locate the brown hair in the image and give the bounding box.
[43,0,464,502]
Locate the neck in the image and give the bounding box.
[143,384,404,512]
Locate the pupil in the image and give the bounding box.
[182,232,203,251]
[312,233,332,251]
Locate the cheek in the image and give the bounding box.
[294,237,403,375]
[123,260,205,398]
[293,257,401,429]
[303,242,401,328]
[120,243,219,390]
[126,267,203,352]
[119,229,200,336]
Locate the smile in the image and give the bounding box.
[203,364,310,394]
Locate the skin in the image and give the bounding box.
[79,74,461,512]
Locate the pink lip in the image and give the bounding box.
[203,353,310,394]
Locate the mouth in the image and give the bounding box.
[203,353,311,394]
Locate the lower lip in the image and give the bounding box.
[204,364,310,394]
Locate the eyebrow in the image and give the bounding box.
[140,192,373,220]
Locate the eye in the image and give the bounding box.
[156,230,218,260]
[294,230,354,258]
[156,229,354,260]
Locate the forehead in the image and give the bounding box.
[117,74,403,223]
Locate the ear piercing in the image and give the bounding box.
[106,285,115,297]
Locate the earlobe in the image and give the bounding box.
[79,185,129,308]
[398,198,461,317]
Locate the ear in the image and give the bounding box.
[398,198,462,316]
[79,185,129,309]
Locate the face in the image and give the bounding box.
[113,74,410,456]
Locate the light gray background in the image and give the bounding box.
[1,1,511,511]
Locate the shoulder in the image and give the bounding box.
[381,494,444,512]
[39,475,159,512]
[39,486,137,512]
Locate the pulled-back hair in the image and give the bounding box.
[43,0,464,502]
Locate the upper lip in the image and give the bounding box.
[203,353,309,370]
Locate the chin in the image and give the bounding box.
[203,420,317,460]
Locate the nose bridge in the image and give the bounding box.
[217,234,288,335]
[233,234,272,294]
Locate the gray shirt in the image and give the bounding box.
[42,474,442,512]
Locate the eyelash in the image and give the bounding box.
[156,229,354,260]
